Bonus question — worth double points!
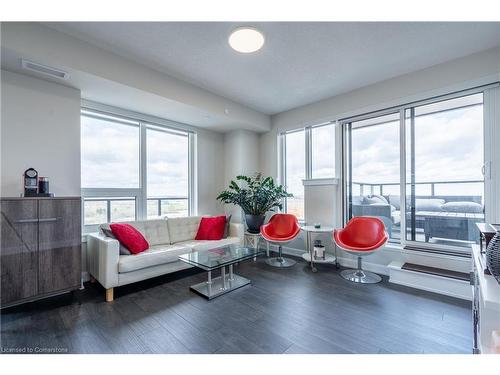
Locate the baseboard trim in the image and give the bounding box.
[276,245,389,275]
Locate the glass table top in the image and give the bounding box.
[179,244,265,271]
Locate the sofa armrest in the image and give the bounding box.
[229,222,245,244]
[86,233,120,289]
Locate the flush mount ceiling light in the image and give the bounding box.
[228,27,265,53]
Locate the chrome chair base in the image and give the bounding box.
[265,257,296,268]
[340,269,381,284]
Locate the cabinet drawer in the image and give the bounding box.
[0,200,38,305]
[38,199,81,294]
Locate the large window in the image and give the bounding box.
[281,123,336,221]
[311,124,335,178]
[284,130,306,220]
[342,90,486,254]
[146,126,190,218]
[81,107,194,232]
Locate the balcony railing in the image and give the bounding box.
[146,197,188,218]
[352,179,484,197]
[83,196,188,227]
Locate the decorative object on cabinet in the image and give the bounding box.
[23,168,38,196]
[21,168,54,197]
[0,197,81,308]
[476,222,500,253]
[486,231,500,285]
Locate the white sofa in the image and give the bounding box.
[87,216,244,302]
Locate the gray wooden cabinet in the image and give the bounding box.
[1,197,81,308]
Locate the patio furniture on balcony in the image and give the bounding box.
[350,179,484,244]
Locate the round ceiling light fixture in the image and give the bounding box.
[228,27,265,53]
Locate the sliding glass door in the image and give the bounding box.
[345,112,401,242]
[405,93,484,251]
[343,89,486,253]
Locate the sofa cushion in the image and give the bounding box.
[364,194,389,205]
[388,195,401,210]
[127,219,170,246]
[118,244,191,273]
[195,216,226,240]
[442,201,483,213]
[167,216,202,243]
[99,223,131,255]
[110,223,149,254]
[415,198,445,212]
[176,237,241,252]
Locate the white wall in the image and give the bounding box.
[1,70,81,197]
[223,129,261,223]
[197,129,226,216]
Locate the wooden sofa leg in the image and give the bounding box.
[105,288,114,302]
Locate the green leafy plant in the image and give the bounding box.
[217,174,292,215]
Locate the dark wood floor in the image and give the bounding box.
[0,256,472,354]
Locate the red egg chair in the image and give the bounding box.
[333,217,388,283]
[261,213,301,268]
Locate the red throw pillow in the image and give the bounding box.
[110,223,149,254]
[195,216,226,240]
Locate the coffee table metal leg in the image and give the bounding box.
[189,265,251,300]
[221,266,227,290]
[207,271,212,296]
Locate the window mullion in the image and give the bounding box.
[399,108,406,247]
[305,127,312,180]
[139,122,147,220]
[280,133,287,213]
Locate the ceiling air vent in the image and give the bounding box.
[21,59,69,80]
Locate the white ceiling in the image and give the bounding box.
[44,22,500,115]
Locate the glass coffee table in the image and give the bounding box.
[179,244,264,300]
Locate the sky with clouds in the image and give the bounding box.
[285,96,484,205]
[81,116,189,198]
[352,102,483,197]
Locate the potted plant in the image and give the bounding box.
[217,174,292,234]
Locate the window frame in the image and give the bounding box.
[310,122,337,179]
[339,85,497,255]
[81,102,196,233]
[279,122,337,220]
